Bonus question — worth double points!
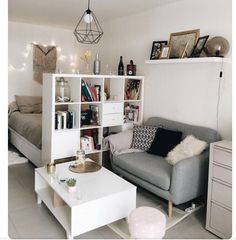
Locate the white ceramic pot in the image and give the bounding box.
[68,185,77,193]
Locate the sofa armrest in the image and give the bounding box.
[169,150,209,205]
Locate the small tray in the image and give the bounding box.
[69,161,102,173]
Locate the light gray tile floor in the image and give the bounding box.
[8,150,218,239]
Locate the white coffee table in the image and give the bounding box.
[35,161,136,239]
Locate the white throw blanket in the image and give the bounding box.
[104,130,144,155]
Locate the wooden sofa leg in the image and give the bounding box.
[168,201,173,218]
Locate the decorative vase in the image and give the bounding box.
[93,53,101,75]
[56,77,71,102]
[68,186,77,193]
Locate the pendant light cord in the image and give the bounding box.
[216,57,224,132]
[88,0,90,10]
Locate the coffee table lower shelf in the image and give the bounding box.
[35,164,136,239]
[36,188,71,234]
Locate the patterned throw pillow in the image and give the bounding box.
[131,125,158,150]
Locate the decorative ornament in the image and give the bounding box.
[205,36,230,57]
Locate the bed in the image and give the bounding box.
[8,97,42,167]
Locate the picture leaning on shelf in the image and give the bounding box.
[124,104,139,123]
[80,128,99,152]
[124,79,141,100]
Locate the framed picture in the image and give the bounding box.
[169,29,200,58]
[150,41,168,59]
[190,35,209,57]
[159,45,171,59]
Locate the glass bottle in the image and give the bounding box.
[127,60,136,76]
[56,77,71,102]
[118,56,124,75]
[93,53,101,75]
[75,149,86,166]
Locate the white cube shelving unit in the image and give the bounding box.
[42,74,144,165]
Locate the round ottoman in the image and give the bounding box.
[128,207,166,239]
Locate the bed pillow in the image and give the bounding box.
[131,125,158,151]
[147,128,182,157]
[166,135,208,165]
[15,95,42,113]
[8,101,19,118]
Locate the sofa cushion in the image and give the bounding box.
[131,125,158,150]
[113,152,172,191]
[147,128,182,157]
[166,135,208,165]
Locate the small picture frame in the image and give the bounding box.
[150,41,168,59]
[159,45,171,59]
[190,35,209,57]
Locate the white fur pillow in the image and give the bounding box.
[166,135,208,165]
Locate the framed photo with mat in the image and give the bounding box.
[150,41,168,59]
[159,45,171,59]
[169,29,200,58]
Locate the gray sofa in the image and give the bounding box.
[110,117,221,217]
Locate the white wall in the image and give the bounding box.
[8,21,81,102]
[92,0,232,139]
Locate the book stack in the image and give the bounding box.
[55,111,76,130]
[81,79,101,102]
[80,129,99,152]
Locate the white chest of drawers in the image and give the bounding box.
[206,140,232,239]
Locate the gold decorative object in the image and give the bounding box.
[46,163,56,174]
[69,160,101,173]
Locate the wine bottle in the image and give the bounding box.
[118,56,124,75]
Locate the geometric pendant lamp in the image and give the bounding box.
[74,0,103,44]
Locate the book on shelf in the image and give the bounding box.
[91,128,99,149]
[124,79,141,100]
[67,111,76,129]
[90,86,98,101]
[81,79,93,102]
[94,85,101,101]
[85,82,94,101]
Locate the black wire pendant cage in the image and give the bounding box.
[74,0,103,44]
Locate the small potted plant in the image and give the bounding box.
[66,178,77,193]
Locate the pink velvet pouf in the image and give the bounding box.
[128,207,166,239]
